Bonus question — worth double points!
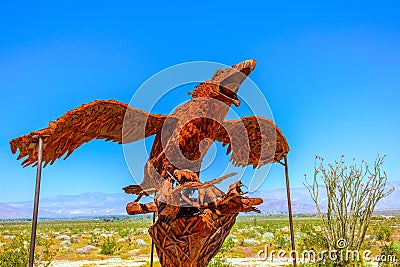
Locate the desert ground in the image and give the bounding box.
[1,215,399,266]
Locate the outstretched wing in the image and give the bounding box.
[215,116,289,168]
[10,100,169,167]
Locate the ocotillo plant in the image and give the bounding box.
[304,155,394,265]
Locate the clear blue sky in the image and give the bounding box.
[1,1,399,202]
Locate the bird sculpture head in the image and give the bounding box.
[188,59,256,107]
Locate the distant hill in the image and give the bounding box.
[249,186,328,214]
[249,181,400,214]
[0,181,398,219]
[0,192,151,219]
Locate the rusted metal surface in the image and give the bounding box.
[284,156,297,267]
[150,212,156,267]
[11,59,290,267]
[28,137,44,267]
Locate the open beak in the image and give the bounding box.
[215,59,256,106]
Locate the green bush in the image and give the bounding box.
[36,235,56,267]
[262,231,274,244]
[220,236,235,254]
[379,243,400,267]
[0,235,29,267]
[89,232,100,246]
[273,231,290,249]
[298,224,329,252]
[100,237,119,255]
[376,225,393,242]
[0,234,55,267]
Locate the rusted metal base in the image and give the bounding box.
[149,213,238,267]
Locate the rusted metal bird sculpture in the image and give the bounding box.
[11,59,289,266]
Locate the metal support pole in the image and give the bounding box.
[29,137,44,267]
[150,212,156,267]
[284,155,297,267]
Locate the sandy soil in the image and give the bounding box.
[50,257,150,267]
[50,257,291,266]
[50,258,380,267]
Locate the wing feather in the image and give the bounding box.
[215,116,289,168]
[10,99,169,167]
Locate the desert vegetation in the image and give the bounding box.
[1,156,398,266]
[0,215,398,266]
[304,155,396,266]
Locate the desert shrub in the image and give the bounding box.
[262,231,274,244]
[376,225,394,242]
[89,232,100,246]
[0,235,29,267]
[379,243,400,267]
[118,228,131,238]
[220,236,235,254]
[243,238,260,246]
[304,155,394,266]
[135,239,147,246]
[273,231,290,249]
[36,235,56,267]
[0,234,55,267]
[77,245,95,254]
[208,257,232,267]
[298,224,329,252]
[100,237,119,255]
